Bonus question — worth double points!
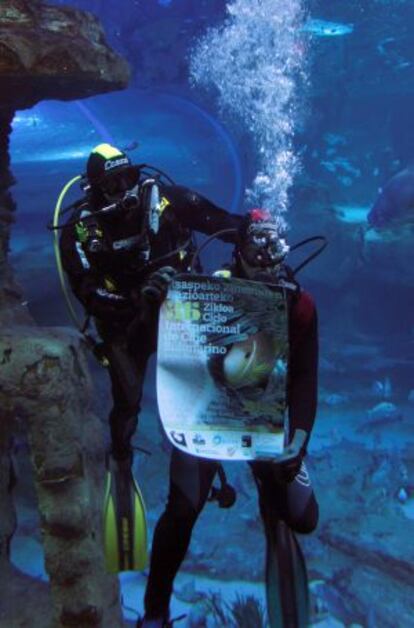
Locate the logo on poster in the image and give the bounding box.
[192,433,206,446]
[241,435,252,448]
[170,431,187,447]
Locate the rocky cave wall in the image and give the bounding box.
[0,1,130,626]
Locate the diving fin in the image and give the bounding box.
[265,519,309,628]
[103,456,148,573]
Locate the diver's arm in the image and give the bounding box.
[70,274,136,323]
[287,291,319,451]
[161,184,241,242]
[59,225,136,323]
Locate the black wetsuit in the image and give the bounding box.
[60,182,241,460]
[143,272,319,620]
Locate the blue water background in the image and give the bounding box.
[7,0,414,625]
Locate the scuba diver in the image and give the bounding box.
[57,143,241,572]
[138,208,320,628]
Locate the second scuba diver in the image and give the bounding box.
[138,209,320,627]
[58,143,242,571]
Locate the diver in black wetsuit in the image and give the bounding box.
[60,143,241,473]
[138,209,319,628]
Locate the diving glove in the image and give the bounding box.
[141,266,177,304]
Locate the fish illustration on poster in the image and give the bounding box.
[156,274,290,461]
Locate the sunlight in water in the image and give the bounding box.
[190,0,309,230]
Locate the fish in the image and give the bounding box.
[371,377,392,399]
[122,140,139,153]
[301,19,354,38]
[358,402,403,432]
[367,164,414,229]
[332,205,370,224]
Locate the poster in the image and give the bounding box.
[156,273,289,461]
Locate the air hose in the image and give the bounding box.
[52,175,109,366]
[53,175,83,329]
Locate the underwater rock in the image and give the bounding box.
[306,440,414,625]
[0,444,16,564]
[0,109,26,313]
[187,601,210,628]
[0,0,130,110]
[0,13,128,622]
[321,529,414,588]
[0,562,53,627]
[175,578,205,605]
[0,326,123,627]
[369,457,392,487]
[400,496,414,521]
[309,578,355,626]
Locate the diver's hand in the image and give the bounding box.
[141,266,177,304]
[276,429,307,483]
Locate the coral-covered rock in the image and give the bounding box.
[0,4,129,624]
[0,0,130,110]
[0,326,123,627]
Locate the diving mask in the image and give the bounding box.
[100,167,140,202]
[241,222,290,269]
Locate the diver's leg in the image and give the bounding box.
[102,325,155,572]
[252,460,318,533]
[284,461,319,534]
[104,328,153,461]
[251,461,318,628]
[143,448,219,620]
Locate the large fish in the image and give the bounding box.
[368,165,414,230]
